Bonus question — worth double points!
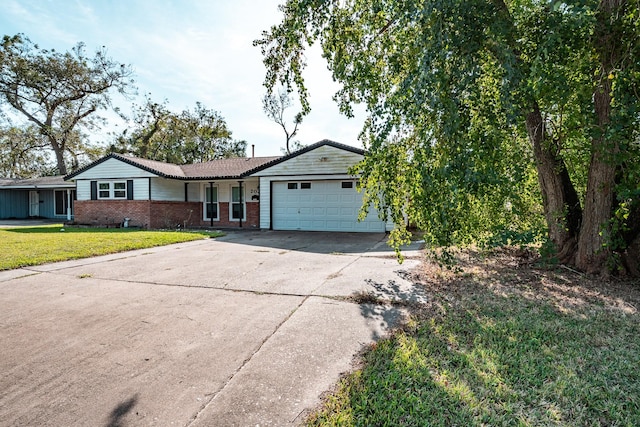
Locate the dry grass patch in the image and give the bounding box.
[307,248,640,426]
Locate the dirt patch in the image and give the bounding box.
[405,247,640,316]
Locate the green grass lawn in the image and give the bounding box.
[0,224,222,270]
[308,250,640,426]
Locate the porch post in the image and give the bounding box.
[209,182,214,227]
[238,180,243,228]
[66,189,72,221]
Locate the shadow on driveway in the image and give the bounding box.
[214,229,390,255]
[105,394,138,427]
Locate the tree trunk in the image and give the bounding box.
[526,105,582,263]
[575,0,623,273]
[50,136,67,175]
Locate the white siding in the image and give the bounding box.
[187,182,200,201]
[76,180,91,200]
[75,178,149,200]
[245,180,259,203]
[71,158,158,180]
[259,177,271,229]
[150,178,184,201]
[252,145,364,177]
[184,179,260,204]
[133,179,150,200]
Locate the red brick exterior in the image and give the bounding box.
[74,200,260,229]
[74,200,151,227]
[149,201,202,229]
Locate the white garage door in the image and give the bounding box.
[272,180,386,232]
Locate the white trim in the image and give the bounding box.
[29,190,39,217]
[202,183,219,221]
[54,189,76,217]
[229,185,246,221]
[97,180,127,200]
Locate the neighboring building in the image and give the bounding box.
[0,176,76,220]
[63,140,390,232]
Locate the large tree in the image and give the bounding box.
[0,124,51,178]
[256,0,640,275]
[110,96,246,163]
[0,34,133,175]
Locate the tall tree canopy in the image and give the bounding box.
[0,124,51,178]
[256,0,640,275]
[110,96,246,164]
[0,34,134,175]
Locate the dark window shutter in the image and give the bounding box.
[90,181,97,200]
[127,180,134,200]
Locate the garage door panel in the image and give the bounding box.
[326,220,341,229]
[272,181,385,232]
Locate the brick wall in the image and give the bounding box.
[246,202,260,228]
[201,201,259,228]
[74,200,151,228]
[149,201,201,229]
[75,200,260,229]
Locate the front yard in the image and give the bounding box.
[0,225,221,270]
[308,249,640,426]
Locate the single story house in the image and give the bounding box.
[0,176,76,220]
[63,140,391,232]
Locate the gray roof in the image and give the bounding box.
[0,175,74,189]
[64,153,281,181]
[181,157,282,178]
[64,140,365,181]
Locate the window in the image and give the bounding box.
[113,182,126,198]
[98,182,109,198]
[98,181,127,199]
[341,181,353,189]
[231,186,244,220]
[204,186,218,220]
[55,190,76,216]
[288,182,311,189]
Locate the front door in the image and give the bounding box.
[29,191,39,217]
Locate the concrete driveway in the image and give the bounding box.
[0,231,424,426]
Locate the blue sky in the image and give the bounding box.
[1,0,366,156]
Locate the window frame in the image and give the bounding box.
[230,186,245,221]
[97,181,127,200]
[54,189,76,216]
[203,185,219,221]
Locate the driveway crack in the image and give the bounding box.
[184,295,310,427]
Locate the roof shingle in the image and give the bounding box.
[0,175,73,189]
[64,140,364,181]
